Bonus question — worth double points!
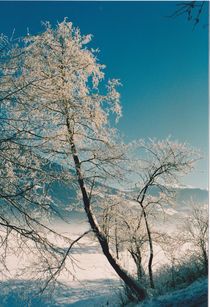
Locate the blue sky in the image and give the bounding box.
[0,1,208,189]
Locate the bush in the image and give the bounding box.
[153,254,207,295]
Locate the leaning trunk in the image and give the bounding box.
[83,201,146,300]
[66,120,146,301]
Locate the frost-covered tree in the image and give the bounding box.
[89,138,198,290]
[0,34,93,294]
[181,204,208,274]
[126,138,198,289]
[0,20,146,300]
[100,201,148,282]
[121,212,148,282]
[0,19,200,299]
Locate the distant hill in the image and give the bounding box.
[48,172,208,223]
[3,158,207,224]
[175,187,208,206]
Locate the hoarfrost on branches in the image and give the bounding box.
[0,19,202,301]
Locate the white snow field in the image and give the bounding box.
[0,222,208,306]
[0,223,123,306]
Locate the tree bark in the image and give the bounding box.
[201,242,208,274]
[130,250,144,282]
[141,206,155,289]
[115,219,119,259]
[66,118,146,301]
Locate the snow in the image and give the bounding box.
[0,275,207,306]
[0,278,122,306]
[135,277,208,307]
[0,226,122,306]
[0,224,207,306]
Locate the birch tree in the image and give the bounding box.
[0,20,146,300]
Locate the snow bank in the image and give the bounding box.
[135,277,208,307]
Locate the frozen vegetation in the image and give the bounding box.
[0,277,207,306]
[131,277,208,307]
[0,234,208,306]
[0,217,208,306]
[0,19,208,306]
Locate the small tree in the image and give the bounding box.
[182,204,208,274]
[122,213,148,282]
[94,138,199,290]
[127,138,198,289]
[100,200,148,281]
[157,231,183,290]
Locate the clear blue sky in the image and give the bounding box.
[0,1,208,189]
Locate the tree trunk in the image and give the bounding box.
[129,249,144,282]
[66,119,146,301]
[201,243,208,274]
[141,206,155,289]
[171,259,175,289]
[115,219,119,259]
[137,262,143,282]
[75,157,146,300]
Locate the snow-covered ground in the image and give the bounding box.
[0,222,208,306]
[0,269,207,306]
[0,223,123,306]
[135,277,208,307]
